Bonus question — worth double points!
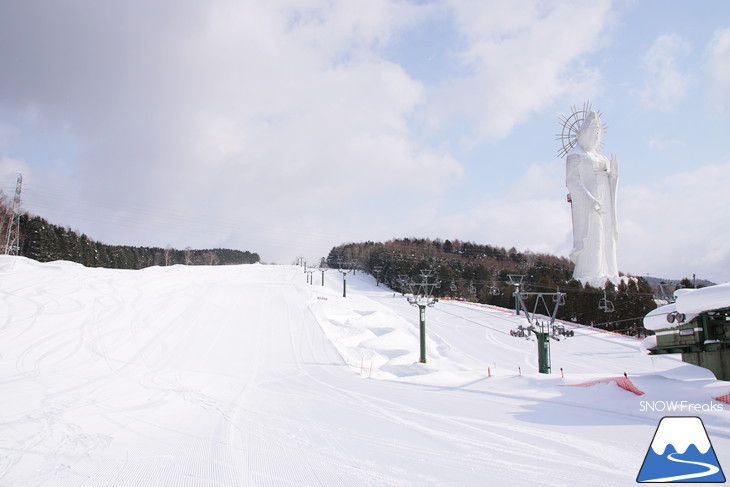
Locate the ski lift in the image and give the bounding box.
[658,281,678,304]
[508,274,524,287]
[552,290,566,306]
[551,324,575,339]
[598,290,615,313]
[666,312,686,324]
[510,325,533,339]
[468,279,477,295]
[449,280,458,292]
[551,325,563,341]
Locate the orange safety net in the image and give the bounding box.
[559,376,645,395]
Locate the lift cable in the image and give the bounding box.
[434,303,515,337]
[439,300,655,339]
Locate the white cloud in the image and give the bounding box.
[432,159,573,255]
[0,157,29,185]
[424,0,612,140]
[168,1,461,201]
[6,0,722,276]
[0,1,461,262]
[434,158,730,283]
[0,122,17,150]
[639,33,692,110]
[647,137,684,150]
[704,27,730,113]
[619,162,730,282]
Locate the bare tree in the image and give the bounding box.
[203,251,219,266]
[0,191,9,249]
[164,245,173,266]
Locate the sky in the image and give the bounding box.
[0,0,729,282]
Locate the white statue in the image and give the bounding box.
[559,105,619,288]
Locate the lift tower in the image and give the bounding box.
[513,291,566,374]
[405,270,440,363]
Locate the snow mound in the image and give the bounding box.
[308,294,430,379]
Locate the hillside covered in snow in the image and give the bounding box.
[1,256,728,486]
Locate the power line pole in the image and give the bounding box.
[3,174,23,255]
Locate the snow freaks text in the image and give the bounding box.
[639,401,724,413]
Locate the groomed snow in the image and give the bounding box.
[1,256,729,486]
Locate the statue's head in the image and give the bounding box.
[576,111,603,151]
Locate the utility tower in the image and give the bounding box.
[508,274,525,315]
[3,174,23,255]
[511,291,568,374]
[372,265,383,286]
[406,269,441,363]
[337,260,353,297]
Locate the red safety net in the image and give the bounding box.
[559,376,645,396]
[715,393,730,404]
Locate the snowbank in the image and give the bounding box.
[643,282,730,330]
[676,282,730,315]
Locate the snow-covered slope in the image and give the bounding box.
[1,256,728,486]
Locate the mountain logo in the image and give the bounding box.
[637,416,725,483]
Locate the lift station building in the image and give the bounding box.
[643,283,730,380]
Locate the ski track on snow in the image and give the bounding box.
[1,259,729,486]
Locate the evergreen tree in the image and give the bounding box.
[327,238,657,337]
[15,211,260,269]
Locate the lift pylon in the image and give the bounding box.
[405,270,440,363]
[513,291,566,374]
